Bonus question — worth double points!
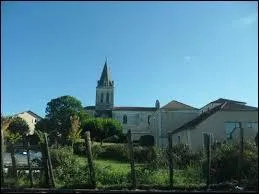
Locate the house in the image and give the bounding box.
[168,99,258,151]
[14,110,42,135]
[149,100,199,148]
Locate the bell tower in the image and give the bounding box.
[95,58,114,117]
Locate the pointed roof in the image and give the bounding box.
[161,100,198,110]
[97,59,113,87]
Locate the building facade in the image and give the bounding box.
[85,60,258,148]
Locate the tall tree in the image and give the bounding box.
[44,95,89,145]
[6,117,29,144]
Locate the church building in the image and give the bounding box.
[85,60,258,149]
[84,60,159,141]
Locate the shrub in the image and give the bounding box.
[172,143,202,169]
[133,146,156,163]
[139,135,155,146]
[204,140,258,183]
[96,144,129,162]
[50,146,90,188]
[73,142,86,156]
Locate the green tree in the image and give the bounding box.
[82,118,123,145]
[82,118,104,143]
[6,117,30,144]
[44,95,89,145]
[68,115,82,152]
[1,114,12,137]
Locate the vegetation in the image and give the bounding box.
[5,117,30,145]
[35,95,90,146]
[82,118,123,145]
[207,140,258,183]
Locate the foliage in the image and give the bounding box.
[41,95,90,145]
[139,135,155,146]
[5,117,29,144]
[95,144,129,162]
[50,146,90,187]
[82,118,123,145]
[1,114,12,137]
[67,115,82,151]
[205,140,258,183]
[7,117,29,137]
[171,143,202,169]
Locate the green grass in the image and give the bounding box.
[73,154,205,188]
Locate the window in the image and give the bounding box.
[101,93,104,103]
[177,135,181,144]
[225,122,240,139]
[106,93,109,103]
[148,115,151,125]
[123,115,127,124]
[247,122,258,129]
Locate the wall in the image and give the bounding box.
[173,110,258,151]
[17,112,40,135]
[112,110,155,141]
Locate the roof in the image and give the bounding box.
[161,100,198,110]
[15,110,43,120]
[210,98,246,104]
[220,102,258,111]
[113,107,157,111]
[84,106,96,110]
[170,101,258,135]
[170,104,222,135]
[97,60,113,87]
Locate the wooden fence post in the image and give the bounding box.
[238,122,244,184]
[10,143,17,180]
[84,131,96,188]
[168,133,173,189]
[40,142,49,187]
[204,133,211,188]
[127,129,136,189]
[44,133,55,188]
[26,139,33,188]
[1,130,5,185]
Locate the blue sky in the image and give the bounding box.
[1,2,258,117]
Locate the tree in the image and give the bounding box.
[102,118,123,141]
[82,118,123,145]
[68,115,82,152]
[44,95,89,145]
[6,117,30,144]
[1,114,12,137]
[82,118,104,143]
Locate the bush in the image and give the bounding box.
[133,146,156,163]
[205,140,258,183]
[172,143,202,169]
[73,142,86,156]
[50,146,90,188]
[139,135,154,146]
[96,144,129,162]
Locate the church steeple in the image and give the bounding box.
[97,59,113,87]
[95,58,114,115]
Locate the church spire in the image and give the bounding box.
[97,58,113,87]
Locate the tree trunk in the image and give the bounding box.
[10,143,17,179]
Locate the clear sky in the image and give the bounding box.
[1,1,258,117]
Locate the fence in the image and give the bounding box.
[1,128,257,191]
